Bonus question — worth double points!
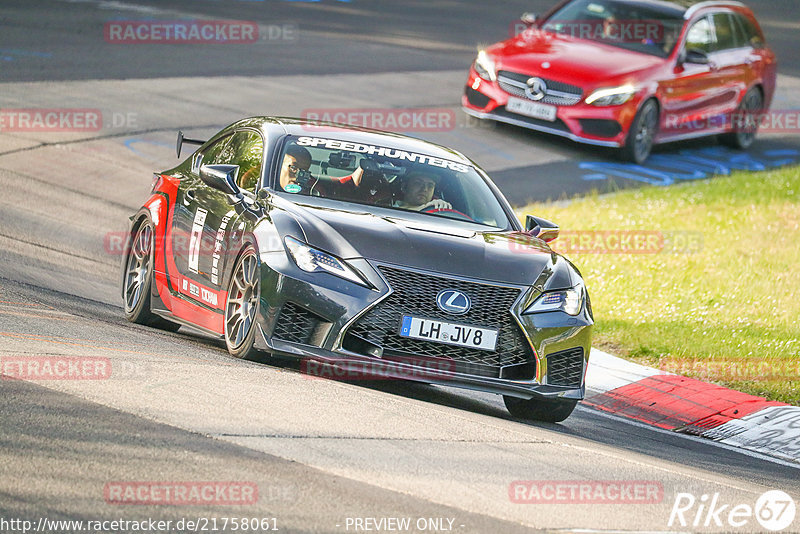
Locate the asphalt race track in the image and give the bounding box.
[1,1,799,532]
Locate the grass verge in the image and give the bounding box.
[518,165,800,405]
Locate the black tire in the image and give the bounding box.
[620,99,659,164]
[503,395,578,423]
[122,219,180,332]
[719,87,763,150]
[224,246,260,360]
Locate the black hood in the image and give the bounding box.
[279,200,576,290]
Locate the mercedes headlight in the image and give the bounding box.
[524,281,585,316]
[585,84,636,106]
[284,236,369,288]
[474,50,497,82]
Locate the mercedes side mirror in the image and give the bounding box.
[682,48,710,65]
[521,12,538,26]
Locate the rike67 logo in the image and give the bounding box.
[669,490,796,531]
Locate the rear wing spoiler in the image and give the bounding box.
[176,130,206,158]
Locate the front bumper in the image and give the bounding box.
[253,253,593,401]
[462,67,640,148]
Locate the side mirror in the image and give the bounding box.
[682,48,710,65]
[199,164,242,198]
[525,215,559,242]
[521,12,538,26]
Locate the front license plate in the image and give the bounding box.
[506,96,557,122]
[399,315,498,351]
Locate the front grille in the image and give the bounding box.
[346,265,535,378]
[273,302,325,345]
[546,347,585,386]
[497,70,583,106]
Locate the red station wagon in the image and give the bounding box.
[462,0,777,163]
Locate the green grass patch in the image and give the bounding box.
[518,166,800,405]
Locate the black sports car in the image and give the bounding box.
[122,117,593,422]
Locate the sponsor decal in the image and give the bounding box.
[200,287,217,307]
[188,208,208,274]
[182,278,219,307]
[284,183,302,193]
[211,213,233,285]
[294,137,470,173]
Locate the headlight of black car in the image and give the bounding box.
[524,280,585,316]
[284,236,370,288]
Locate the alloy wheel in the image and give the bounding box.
[225,250,260,349]
[124,222,153,313]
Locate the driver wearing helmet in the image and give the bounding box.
[393,171,451,211]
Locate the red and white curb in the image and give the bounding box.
[584,349,800,464]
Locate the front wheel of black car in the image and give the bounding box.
[224,246,260,360]
[123,219,180,331]
[621,99,659,164]
[719,87,763,150]
[503,395,578,423]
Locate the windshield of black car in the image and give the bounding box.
[274,136,512,229]
[541,0,685,57]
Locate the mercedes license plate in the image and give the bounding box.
[506,96,557,122]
